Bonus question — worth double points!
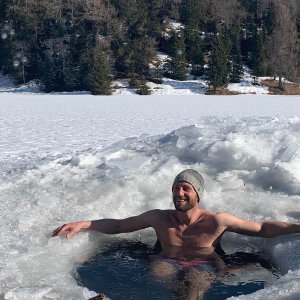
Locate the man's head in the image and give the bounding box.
[172,169,205,212]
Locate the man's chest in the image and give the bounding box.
[155,221,221,247]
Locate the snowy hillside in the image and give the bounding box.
[0,70,270,96]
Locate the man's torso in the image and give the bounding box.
[150,210,225,258]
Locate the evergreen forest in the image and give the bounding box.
[1,0,300,94]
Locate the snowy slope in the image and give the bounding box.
[0,70,269,96]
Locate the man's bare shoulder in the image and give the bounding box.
[201,209,217,216]
[200,210,232,224]
[139,209,173,226]
[213,211,244,227]
[198,209,219,219]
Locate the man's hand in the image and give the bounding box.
[52,221,91,239]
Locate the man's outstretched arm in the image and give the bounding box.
[259,221,300,238]
[218,212,300,238]
[52,210,158,239]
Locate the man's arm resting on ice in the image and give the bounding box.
[258,221,300,238]
[218,212,300,238]
[52,210,157,239]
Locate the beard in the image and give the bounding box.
[173,197,195,212]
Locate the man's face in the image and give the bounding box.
[172,181,199,212]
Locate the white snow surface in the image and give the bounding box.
[0,76,300,300]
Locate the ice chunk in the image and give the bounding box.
[38,192,59,208]
[58,155,80,166]
[70,155,80,166]
[248,164,300,195]
[176,136,187,148]
[4,286,52,300]
[174,125,200,138]
[217,173,245,190]
[263,235,300,274]
[47,236,61,248]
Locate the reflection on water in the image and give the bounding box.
[75,239,279,300]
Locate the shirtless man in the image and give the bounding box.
[52,169,300,299]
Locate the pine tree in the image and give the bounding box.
[62,53,81,91]
[208,35,230,90]
[40,37,78,92]
[229,27,243,83]
[40,56,64,92]
[128,36,156,76]
[230,46,243,83]
[87,48,112,95]
[240,16,256,66]
[180,0,202,31]
[264,2,276,35]
[186,32,204,77]
[136,76,152,95]
[108,20,126,56]
[128,73,140,88]
[165,53,187,81]
[147,0,165,38]
[164,32,187,80]
[251,29,265,77]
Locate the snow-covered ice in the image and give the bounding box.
[0,76,300,300]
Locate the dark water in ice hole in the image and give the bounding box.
[75,239,279,300]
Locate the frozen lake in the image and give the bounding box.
[0,93,300,299]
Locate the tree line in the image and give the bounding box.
[0,0,299,94]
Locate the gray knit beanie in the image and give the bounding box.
[173,169,205,201]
